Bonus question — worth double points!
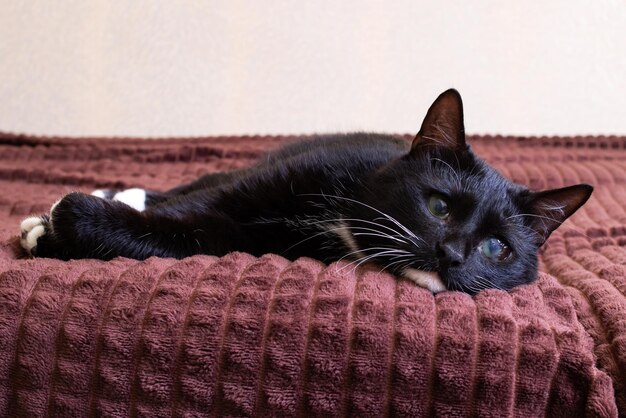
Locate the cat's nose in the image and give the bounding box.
[436,240,465,267]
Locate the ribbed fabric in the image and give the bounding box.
[0,132,624,417]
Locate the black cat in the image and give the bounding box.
[20,89,592,294]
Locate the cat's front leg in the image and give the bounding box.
[20,192,167,260]
[20,192,247,260]
[20,192,125,259]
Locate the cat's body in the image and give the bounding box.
[19,90,593,294]
[100,133,411,261]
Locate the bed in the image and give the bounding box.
[0,132,624,417]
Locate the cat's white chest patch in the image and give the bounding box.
[330,221,365,258]
[403,268,447,293]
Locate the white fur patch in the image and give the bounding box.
[331,221,365,258]
[20,197,64,255]
[20,216,42,232]
[403,268,447,293]
[113,188,146,211]
[91,189,106,199]
[20,216,46,254]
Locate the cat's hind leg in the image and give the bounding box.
[90,169,246,211]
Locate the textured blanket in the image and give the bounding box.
[0,132,624,417]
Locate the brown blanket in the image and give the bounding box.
[0,132,624,417]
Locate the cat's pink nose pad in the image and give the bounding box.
[436,241,465,267]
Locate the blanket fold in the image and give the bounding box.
[0,132,624,417]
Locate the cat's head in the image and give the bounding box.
[353,89,593,294]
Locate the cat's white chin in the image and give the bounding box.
[402,268,447,293]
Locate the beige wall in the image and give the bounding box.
[1,1,625,137]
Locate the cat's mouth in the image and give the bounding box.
[402,268,447,293]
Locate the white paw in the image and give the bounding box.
[92,188,146,211]
[20,197,61,256]
[20,216,48,255]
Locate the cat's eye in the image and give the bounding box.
[480,238,512,262]
[428,194,450,219]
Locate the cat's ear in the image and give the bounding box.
[411,88,466,153]
[527,184,593,245]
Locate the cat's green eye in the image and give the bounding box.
[480,238,512,262]
[428,194,450,219]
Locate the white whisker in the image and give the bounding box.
[311,218,411,243]
[506,213,561,224]
[298,193,424,252]
[432,157,462,190]
[475,275,504,291]
[339,249,408,273]
[378,258,412,274]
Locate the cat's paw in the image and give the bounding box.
[20,214,52,257]
[402,268,447,293]
[20,192,103,259]
[92,188,146,211]
[20,196,67,257]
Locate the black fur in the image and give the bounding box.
[26,90,593,294]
